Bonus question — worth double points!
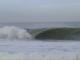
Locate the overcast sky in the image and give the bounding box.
[0,0,80,22]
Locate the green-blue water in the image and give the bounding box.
[32,28,80,40]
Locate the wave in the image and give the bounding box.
[0,26,32,40]
[1,26,80,40]
[34,28,80,40]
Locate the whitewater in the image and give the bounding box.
[0,26,32,40]
[0,40,80,60]
[0,23,80,60]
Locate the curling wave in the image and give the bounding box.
[34,28,80,40]
[0,26,32,39]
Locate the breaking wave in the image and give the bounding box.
[1,26,80,40]
[0,26,32,40]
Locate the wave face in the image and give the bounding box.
[35,28,80,40]
[0,26,32,39]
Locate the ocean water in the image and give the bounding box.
[0,22,80,29]
[0,22,80,60]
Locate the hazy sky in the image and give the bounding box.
[0,0,80,22]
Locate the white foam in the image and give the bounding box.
[0,41,79,60]
[0,52,79,60]
[0,26,32,40]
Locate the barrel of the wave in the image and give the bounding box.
[0,26,32,40]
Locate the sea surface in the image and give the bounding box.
[0,22,80,29]
[0,22,80,60]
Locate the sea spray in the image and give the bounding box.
[0,26,32,40]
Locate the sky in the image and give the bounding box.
[0,0,80,22]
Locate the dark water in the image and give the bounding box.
[34,28,80,40]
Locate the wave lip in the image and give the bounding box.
[0,26,32,40]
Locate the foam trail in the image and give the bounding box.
[0,26,32,40]
[0,52,79,60]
